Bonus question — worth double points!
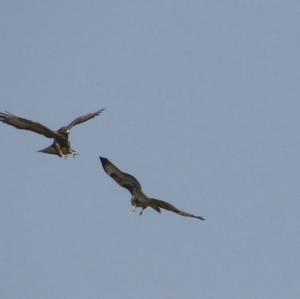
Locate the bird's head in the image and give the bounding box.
[58,127,70,138]
[131,197,137,206]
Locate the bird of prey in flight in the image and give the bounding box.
[0,109,104,158]
[99,157,205,220]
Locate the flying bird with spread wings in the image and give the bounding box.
[0,109,104,158]
[99,156,205,220]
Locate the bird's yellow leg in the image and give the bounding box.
[71,148,79,158]
[54,142,66,159]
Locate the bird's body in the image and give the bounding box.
[38,130,75,158]
[99,156,205,220]
[0,109,104,158]
[38,140,77,158]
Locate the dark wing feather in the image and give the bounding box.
[0,112,60,139]
[150,198,205,220]
[62,108,104,131]
[99,156,142,195]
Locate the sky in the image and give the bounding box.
[0,1,300,298]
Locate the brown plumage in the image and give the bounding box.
[0,109,104,158]
[99,156,205,220]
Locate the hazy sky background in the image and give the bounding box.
[1,1,300,298]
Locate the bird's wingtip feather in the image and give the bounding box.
[97,108,105,114]
[99,156,109,165]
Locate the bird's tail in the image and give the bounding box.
[38,145,58,155]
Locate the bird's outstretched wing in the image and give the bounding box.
[99,156,142,195]
[62,108,105,131]
[150,198,205,220]
[0,112,60,139]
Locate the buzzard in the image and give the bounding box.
[0,109,104,158]
[99,156,205,220]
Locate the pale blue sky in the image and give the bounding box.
[1,1,300,298]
